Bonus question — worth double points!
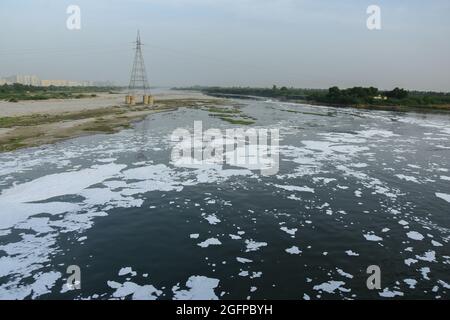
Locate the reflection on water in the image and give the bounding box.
[0,97,449,300]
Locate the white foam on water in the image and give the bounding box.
[0,154,258,299]
[420,267,431,280]
[336,165,399,200]
[238,271,249,277]
[1,101,450,300]
[356,129,398,139]
[107,280,162,300]
[345,250,360,257]
[0,163,126,204]
[0,164,126,230]
[285,246,302,255]
[97,158,117,163]
[379,288,404,298]
[0,270,61,300]
[436,193,450,203]
[404,258,418,267]
[313,281,350,294]
[438,280,450,289]
[274,184,315,193]
[363,234,383,242]
[245,240,268,252]
[204,215,221,225]
[280,227,298,236]
[15,217,54,234]
[407,231,425,241]
[396,175,420,183]
[250,272,262,279]
[404,279,417,289]
[302,140,369,156]
[0,138,267,298]
[416,251,436,263]
[336,269,353,279]
[236,257,253,264]
[198,238,222,248]
[172,276,220,300]
[431,240,443,247]
[3,200,83,230]
[118,267,136,277]
[313,177,337,184]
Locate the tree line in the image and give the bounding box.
[198,85,450,108]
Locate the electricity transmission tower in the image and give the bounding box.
[126,31,153,105]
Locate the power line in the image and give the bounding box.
[128,30,151,95]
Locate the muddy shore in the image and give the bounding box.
[0,91,223,152]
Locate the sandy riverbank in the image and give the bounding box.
[0,91,214,117]
[0,91,222,152]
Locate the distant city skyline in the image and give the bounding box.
[0,74,115,87]
[0,0,449,91]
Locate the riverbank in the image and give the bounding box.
[0,91,222,152]
[299,100,450,113]
[1,89,449,300]
[205,92,450,114]
[194,85,450,114]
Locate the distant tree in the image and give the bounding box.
[328,86,341,97]
[368,87,379,96]
[386,87,408,99]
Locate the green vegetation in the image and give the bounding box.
[185,86,450,112]
[0,83,119,102]
[181,85,321,101]
[0,137,26,152]
[0,97,223,152]
[306,86,445,107]
[218,117,255,125]
[199,103,257,125]
[204,106,242,114]
[0,107,126,128]
[279,109,334,117]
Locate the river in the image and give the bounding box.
[0,95,449,300]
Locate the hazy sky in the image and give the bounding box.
[0,0,449,91]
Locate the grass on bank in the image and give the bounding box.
[0,107,128,128]
[0,83,119,102]
[176,86,450,112]
[0,98,226,153]
[218,116,255,125]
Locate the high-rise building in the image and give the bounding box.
[40,80,93,87]
[5,75,41,86]
[1,75,107,87]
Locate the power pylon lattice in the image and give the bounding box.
[128,30,150,96]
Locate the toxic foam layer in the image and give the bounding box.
[1,100,450,300]
[172,276,220,300]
